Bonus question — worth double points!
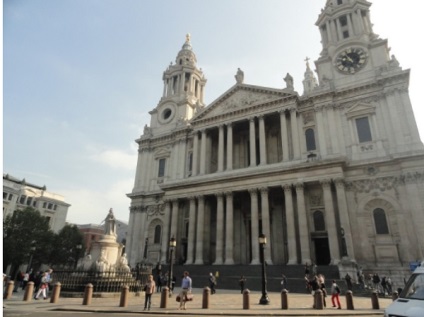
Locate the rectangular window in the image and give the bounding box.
[19,195,26,204]
[8,193,13,201]
[43,202,47,208]
[158,158,166,177]
[356,117,372,143]
[343,31,349,39]
[48,203,53,209]
[53,205,57,210]
[26,197,32,206]
[337,0,343,4]
[340,15,347,27]
[3,192,7,199]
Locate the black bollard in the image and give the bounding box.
[346,290,354,310]
[243,289,250,310]
[314,289,324,310]
[202,287,210,309]
[371,291,380,309]
[160,287,169,308]
[281,289,288,309]
[82,283,93,305]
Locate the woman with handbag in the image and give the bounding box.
[143,274,156,310]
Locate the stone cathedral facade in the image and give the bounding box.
[126,0,424,274]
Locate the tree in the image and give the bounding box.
[3,207,54,276]
[50,224,85,268]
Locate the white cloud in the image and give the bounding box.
[88,148,137,170]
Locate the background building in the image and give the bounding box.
[3,174,70,233]
[126,0,424,281]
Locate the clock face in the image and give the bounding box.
[335,48,367,74]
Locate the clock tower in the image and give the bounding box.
[314,0,394,88]
[148,34,207,136]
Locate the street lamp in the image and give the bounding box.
[27,243,36,273]
[168,236,176,297]
[258,234,270,305]
[143,238,149,262]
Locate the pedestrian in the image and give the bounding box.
[372,273,381,293]
[330,280,342,309]
[22,272,30,290]
[345,273,353,291]
[156,273,162,292]
[305,275,320,308]
[34,272,49,300]
[208,272,217,294]
[239,275,246,293]
[304,263,310,278]
[386,276,393,295]
[143,274,156,311]
[318,274,327,307]
[171,275,176,291]
[281,274,288,290]
[178,271,192,310]
[45,269,53,297]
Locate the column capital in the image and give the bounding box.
[279,109,288,116]
[314,104,324,112]
[215,192,224,198]
[248,188,258,195]
[259,187,269,194]
[226,122,233,128]
[334,177,345,188]
[249,116,256,123]
[289,107,297,114]
[282,183,292,192]
[295,182,304,191]
[224,191,233,198]
[258,114,265,120]
[320,178,332,188]
[187,196,196,201]
[218,124,225,129]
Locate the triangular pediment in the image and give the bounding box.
[345,102,375,118]
[194,84,296,121]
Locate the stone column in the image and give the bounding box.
[170,200,179,239]
[283,184,297,264]
[290,108,301,160]
[279,110,289,161]
[140,209,148,261]
[126,209,137,266]
[214,193,225,264]
[347,13,354,36]
[224,192,235,264]
[194,195,205,264]
[258,115,267,165]
[326,20,333,43]
[260,187,273,264]
[226,123,233,171]
[199,129,207,175]
[192,131,199,176]
[321,179,340,264]
[326,104,339,155]
[160,200,172,262]
[249,188,260,264]
[335,18,343,42]
[315,105,327,157]
[355,9,364,34]
[185,197,196,264]
[218,125,225,172]
[334,178,355,261]
[295,183,311,265]
[249,117,257,167]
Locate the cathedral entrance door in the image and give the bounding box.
[314,238,331,265]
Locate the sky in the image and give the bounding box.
[3,0,424,225]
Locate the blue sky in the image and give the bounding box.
[4,0,424,225]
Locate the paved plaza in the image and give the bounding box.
[3,288,393,316]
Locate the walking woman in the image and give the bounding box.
[143,274,156,310]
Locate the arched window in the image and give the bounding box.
[154,225,162,244]
[373,208,389,234]
[313,210,325,231]
[305,129,316,151]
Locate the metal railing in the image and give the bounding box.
[52,267,152,293]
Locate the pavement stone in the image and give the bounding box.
[3,288,393,316]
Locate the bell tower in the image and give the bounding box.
[148,34,207,135]
[314,0,394,88]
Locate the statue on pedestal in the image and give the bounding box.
[104,208,117,237]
